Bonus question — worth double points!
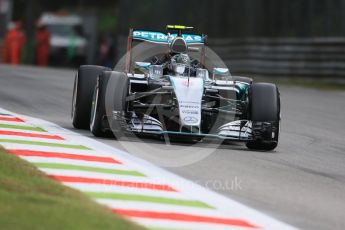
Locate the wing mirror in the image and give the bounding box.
[188,46,200,52]
[212,68,230,80]
[135,62,151,74]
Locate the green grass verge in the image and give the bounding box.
[256,77,345,91]
[0,148,146,230]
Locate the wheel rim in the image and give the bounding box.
[90,86,99,131]
[277,119,281,142]
[71,73,78,119]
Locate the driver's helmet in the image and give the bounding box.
[171,53,191,66]
[169,53,191,76]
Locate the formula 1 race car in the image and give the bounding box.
[72,25,280,150]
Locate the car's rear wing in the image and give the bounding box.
[132,30,205,45]
[125,28,207,73]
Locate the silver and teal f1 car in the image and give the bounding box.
[72,25,281,150]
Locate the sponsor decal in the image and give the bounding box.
[133,30,203,44]
[181,103,200,116]
[170,77,203,126]
[183,116,198,123]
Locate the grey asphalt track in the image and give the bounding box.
[1,64,345,230]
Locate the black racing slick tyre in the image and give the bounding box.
[72,65,110,129]
[246,83,280,151]
[107,72,129,139]
[90,71,114,137]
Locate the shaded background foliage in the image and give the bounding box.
[117,0,345,37]
[4,0,345,76]
[11,0,345,38]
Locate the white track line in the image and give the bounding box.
[0,107,298,230]
[65,183,191,199]
[19,156,133,171]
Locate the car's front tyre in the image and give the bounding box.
[90,71,129,139]
[90,71,114,137]
[246,83,280,151]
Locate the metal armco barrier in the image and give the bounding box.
[116,36,345,77]
[209,37,345,77]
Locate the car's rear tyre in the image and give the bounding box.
[72,65,110,129]
[246,83,280,151]
[90,71,115,137]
